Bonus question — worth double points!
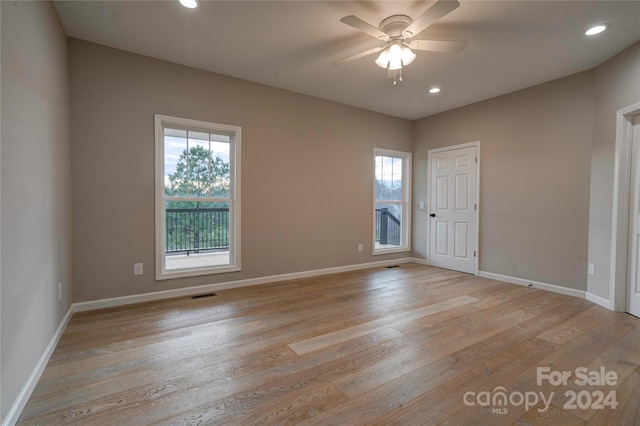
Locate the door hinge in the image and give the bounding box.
[473,250,477,257]
[474,203,477,211]
[475,156,477,164]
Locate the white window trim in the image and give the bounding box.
[373,148,412,255]
[154,114,241,280]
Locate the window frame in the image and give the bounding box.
[155,114,241,280]
[373,148,412,255]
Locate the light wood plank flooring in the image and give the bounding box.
[17,264,640,425]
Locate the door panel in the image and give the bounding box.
[436,176,449,210]
[429,145,478,274]
[455,174,469,210]
[436,221,448,255]
[456,155,471,168]
[454,222,469,258]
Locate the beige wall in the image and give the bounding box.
[69,39,412,302]
[68,36,638,304]
[412,71,594,291]
[1,1,72,421]
[587,42,640,301]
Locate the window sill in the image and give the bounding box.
[372,247,411,256]
[156,265,241,280]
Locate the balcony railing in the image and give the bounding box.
[167,207,399,255]
[166,208,229,255]
[375,208,401,246]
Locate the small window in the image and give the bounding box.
[373,148,411,254]
[155,115,241,279]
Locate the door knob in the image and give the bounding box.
[430,213,436,217]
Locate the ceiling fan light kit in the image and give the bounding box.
[333,0,468,85]
[374,49,390,68]
[401,46,416,66]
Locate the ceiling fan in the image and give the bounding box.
[333,0,468,85]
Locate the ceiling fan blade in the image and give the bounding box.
[331,46,385,65]
[403,0,460,38]
[410,39,468,53]
[340,15,389,40]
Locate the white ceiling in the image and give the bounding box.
[53,1,640,120]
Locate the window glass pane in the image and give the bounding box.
[188,131,209,142]
[207,136,231,198]
[165,201,230,270]
[392,157,403,201]
[164,129,189,197]
[164,128,187,138]
[374,203,402,247]
[211,133,230,144]
[375,156,383,200]
[187,132,211,198]
[375,155,403,202]
[165,128,232,199]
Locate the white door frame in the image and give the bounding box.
[609,102,640,311]
[426,141,481,274]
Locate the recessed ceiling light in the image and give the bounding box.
[429,87,441,94]
[585,24,608,36]
[179,0,198,9]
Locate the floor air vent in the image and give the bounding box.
[386,265,401,269]
[191,293,217,300]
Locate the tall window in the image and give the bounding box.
[155,115,240,279]
[374,148,411,254]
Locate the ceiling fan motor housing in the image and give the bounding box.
[379,15,413,38]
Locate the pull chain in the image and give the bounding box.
[391,68,403,85]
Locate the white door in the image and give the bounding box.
[429,145,478,274]
[627,114,640,317]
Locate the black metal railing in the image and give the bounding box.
[375,208,401,246]
[166,208,229,254]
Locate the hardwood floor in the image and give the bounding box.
[17,264,640,425]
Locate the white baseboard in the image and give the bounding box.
[74,257,416,312]
[3,305,74,426]
[586,291,613,310]
[478,271,587,299]
[410,257,430,266]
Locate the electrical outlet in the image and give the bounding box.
[134,263,144,276]
[358,243,363,252]
[588,263,595,276]
[419,201,425,209]
[58,282,62,301]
